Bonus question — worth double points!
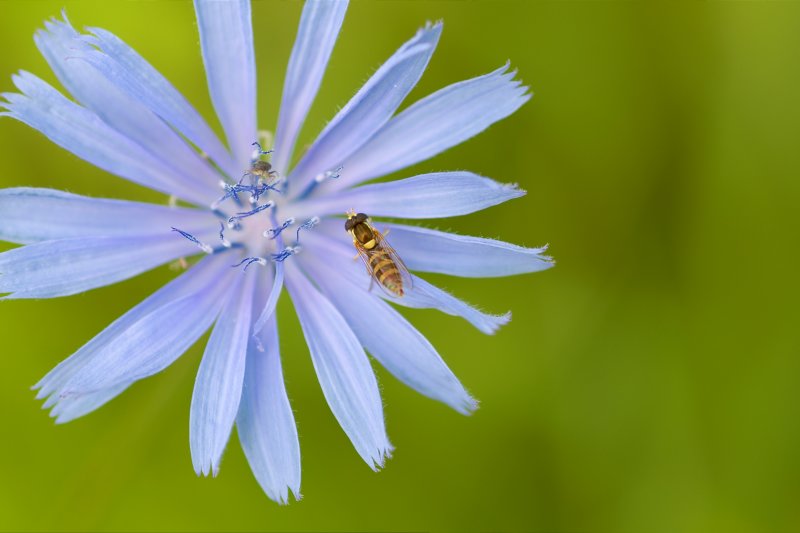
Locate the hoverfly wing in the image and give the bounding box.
[372,228,413,294]
[352,239,377,281]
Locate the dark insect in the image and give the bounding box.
[345,210,411,297]
[248,160,277,180]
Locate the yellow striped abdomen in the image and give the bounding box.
[368,248,404,296]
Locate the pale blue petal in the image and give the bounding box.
[35,17,223,193]
[272,0,348,175]
[191,270,255,477]
[34,254,227,409]
[302,232,509,334]
[293,172,524,219]
[375,223,553,278]
[194,0,256,167]
[285,262,391,469]
[393,274,510,335]
[0,231,217,299]
[252,261,284,335]
[1,72,215,205]
[82,27,239,178]
[50,382,131,424]
[56,258,234,395]
[288,23,442,197]
[327,63,531,191]
[0,188,217,244]
[237,314,301,504]
[301,257,477,414]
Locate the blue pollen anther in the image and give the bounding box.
[227,201,274,228]
[171,227,213,254]
[211,181,243,210]
[245,180,281,203]
[251,141,273,157]
[314,165,343,183]
[272,246,301,262]
[231,246,299,271]
[297,165,344,200]
[231,257,267,271]
[296,216,321,242]
[264,217,295,239]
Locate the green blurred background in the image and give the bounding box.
[1,1,799,531]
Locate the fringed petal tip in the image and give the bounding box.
[502,181,526,198]
[370,442,395,472]
[272,488,303,506]
[537,244,556,267]
[487,311,512,335]
[422,20,443,33]
[498,60,533,95]
[457,395,480,416]
[193,457,220,478]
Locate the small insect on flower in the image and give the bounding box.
[247,142,278,182]
[345,210,412,297]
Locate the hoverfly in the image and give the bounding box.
[345,210,411,297]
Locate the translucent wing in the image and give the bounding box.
[372,227,413,294]
[350,231,412,298]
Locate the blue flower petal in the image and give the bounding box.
[194,0,256,167]
[302,232,510,334]
[55,258,234,396]
[272,0,348,175]
[35,16,223,193]
[190,270,255,477]
[377,223,553,278]
[288,22,442,197]
[82,26,239,178]
[50,382,131,424]
[0,231,218,299]
[34,254,229,411]
[1,72,216,205]
[302,257,477,414]
[285,262,392,469]
[0,188,217,245]
[327,63,531,191]
[237,314,301,504]
[393,275,510,335]
[252,261,284,335]
[294,171,524,219]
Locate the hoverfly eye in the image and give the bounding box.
[355,213,368,223]
[344,218,354,231]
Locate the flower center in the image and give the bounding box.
[171,140,319,268]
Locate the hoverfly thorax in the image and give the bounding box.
[346,212,376,249]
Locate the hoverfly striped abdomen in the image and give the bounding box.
[367,248,403,296]
[345,211,411,297]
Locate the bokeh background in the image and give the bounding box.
[1,1,799,532]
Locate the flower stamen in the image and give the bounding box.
[295,216,320,243]
[232,256,267,270]
[171,227,213,254]
[296,165,343,200]
[264,217,295,239]
[218,222,232,248]
[231,246,300,271]
[227,201,274,228]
